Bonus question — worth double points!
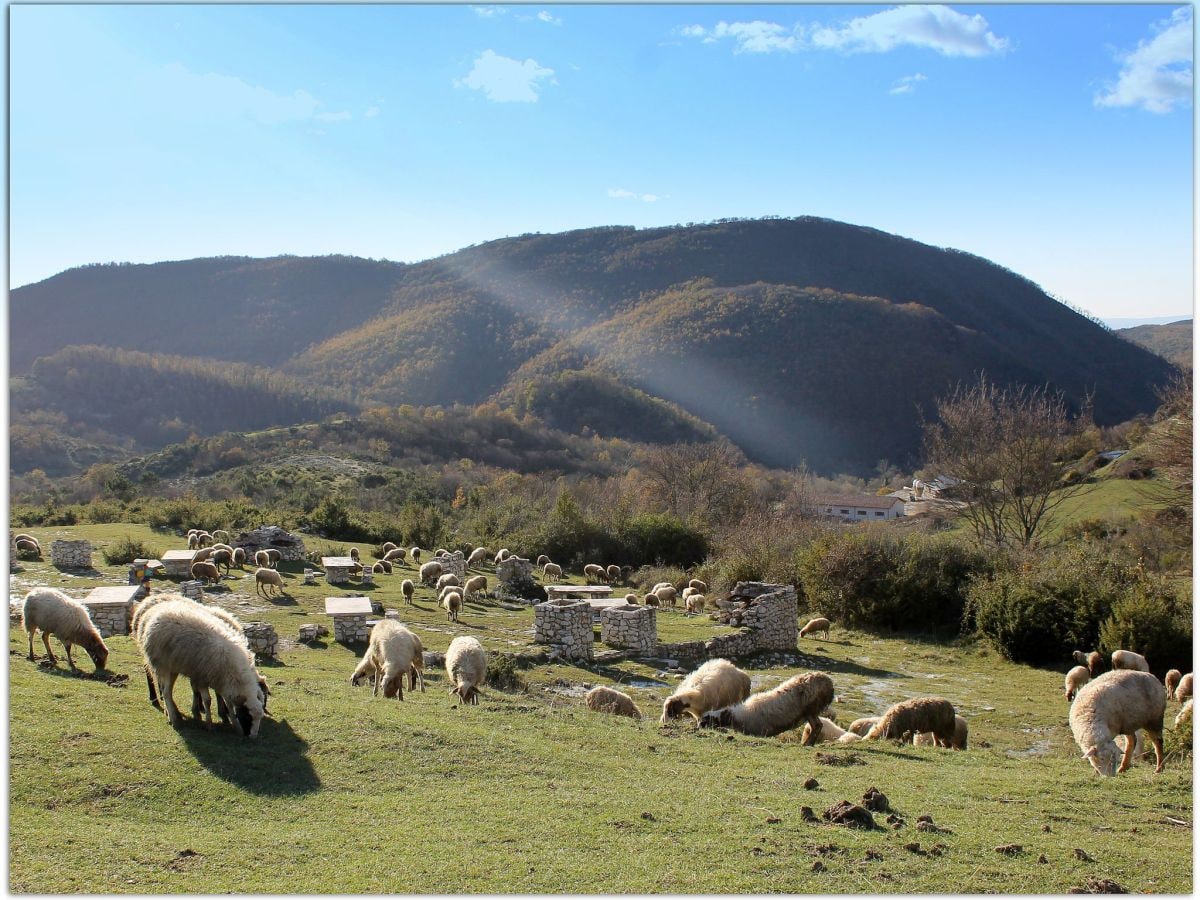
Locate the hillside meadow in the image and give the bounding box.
[8,524,1192,893]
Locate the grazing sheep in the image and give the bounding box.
[15,538,41,558]
[652,582,673,592]
[210,543,234,555]
[1175,699,1192,729]
[380,541,398,555]
[401,579,415,605]
[1070,669,1166,775]
[653,585,677,608]
[197,532,214,548]
[21,587,109,671]
[1176,672,1193,702]
[1112,650,1150,673]
[349,547,360,562]
[409,547,421,564]
[255,567,286,599]
[702,672,835,740]
[177,605,270,728]
[847,716,880,737]
[867,698,957,747]
[192,547,215,564]
[136,597,264,736]
[1087,650,1106,678]
[263,549,282,568]
[681,585,701,600]
[643,593,660,608]
[536,554,550,568]
[187,533,200,550]
[383,548,407,564]
[1073,650,1090,668]
[1164,669,1182,701]
[372,563,387,575]
[494,549,510,565]
[436,573,461,593]
[661,659,752,725]
[443,590,463,623]
[583,564,607,584]
[801,716,863,745]
[606,564,622,584]
[584,686,642,720]
[688,578,708,593]
[375,558,393,575]
[624,593,639,604]
[912,715,969,750]
[210,548,233,574]
[685,594,706,617]
[419,560,444,586]
[231,547,246,569]
[445,636,487,705]
[254,550,271,568]
[350,620,422,700]
[542,563,563,581]
[1065,665,1091,702]
[799,617,832,640]
[211,529,231,544]
[467,547,490,567]
[463,575,488,599]
[407,630,426,692]
[190,560,222,585]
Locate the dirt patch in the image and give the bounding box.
[1068,878,1127,894]
[1005,739,1053,759]
[166,849,204,872]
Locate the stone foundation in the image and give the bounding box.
[533,597,594,661]
[234,526,306,562]
[243,622,279,659]
[600,603,657,655]
[333,614,370,643]
[298,623,329,642]
[84,603,128,638]
[179,580,205,600]
[51,540,92,569]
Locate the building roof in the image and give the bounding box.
[815,494,905,510]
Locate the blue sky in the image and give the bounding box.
[8,3,1194,319]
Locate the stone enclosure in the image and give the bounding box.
[235,526,306,563]
[599,603,656,655]
[533,597,594,661]
[50,540,92,569]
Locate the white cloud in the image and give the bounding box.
[537,10,562,26]
[364,106,380,118]
[889,73,928,95]
[315,110,352,122]
[679,20,800,54]
[1095,7,1193,113]
[810,5,1009,57]
[608,188,661,202]
[471,6,507,17]
[156,63,352,125]
[457,50,555,103]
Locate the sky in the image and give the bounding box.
[8,3,1195,320]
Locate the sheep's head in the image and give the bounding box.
[85,634,109,670]
[233,694,264,738]
[697,708,733,729]
[1082,741,1120,777]
[382,674,405,701]
[661,694,698,724]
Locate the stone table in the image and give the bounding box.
[161,549,199,578]
[322,557,356,585]
[81,585,143,636]
[325,596,374,643]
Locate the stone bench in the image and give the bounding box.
[325,596,374,643]
[161,549,199,578]
[80,585,143,637]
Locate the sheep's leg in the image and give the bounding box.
[158,671,182,727]
[26,629,35,661]
[1148,729,1165,774]
[802,716,823,746]
[64,642,78,671]
[41,633,57,665]
[145,666,162,709]
[1117,732,1137,773]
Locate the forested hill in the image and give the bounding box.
[1117,320,1192,369]
[9,217,1178,474]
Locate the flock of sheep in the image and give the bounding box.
[13,532,1194,780]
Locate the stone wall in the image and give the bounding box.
[332,613,370,644]
[84,603,128,638]
[243,622,279,659]
[435,552,467,581]
[600,603,657,655]
[51,540,92,569]
[496,556,538,601]
[533,597,594,661]
[179,580,205,600]
[704,582,799,659]
[234,526,306,562]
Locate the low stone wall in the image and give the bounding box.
[533,597,594,661]
[653,640,708,667]
[180,581,205,600]
[325,565,353,585]
[496,556,538,600]
[435,553,467,581]
[51,540,92,569]
[234,526,307,562]
[243,622,279,659]
[85,603,128,638]
[600,603,657,655]
[332,614,370,644]
[704,582,799,659]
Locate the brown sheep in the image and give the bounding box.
[190,560,221,585]
[867,698,957,747]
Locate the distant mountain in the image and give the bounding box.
[1116,320,1192,369]
[9,217,1178,475]
[1103,315,1192,329]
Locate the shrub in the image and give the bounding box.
[1098,582,1192,677]
[617,513,708,569]
[485,653,526,692]
[102,535,158,566]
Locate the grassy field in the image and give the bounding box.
[8,524,1194,893]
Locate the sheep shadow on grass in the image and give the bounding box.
[179,716,321,796]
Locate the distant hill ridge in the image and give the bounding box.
[1116,320,1192,369]
[9,217,1177,474]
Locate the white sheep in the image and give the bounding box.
[1111,649,1150,673]
[255,567,285,598]
[1176,672,1193,702]
[688,578,708,593]
[350,620,423,700]
[175,604,269,728]
[380,541,398,555]
[375,559,394,575]
[799,617,831,639]
[187,533,199,550]
[383,548,407,564]
[419,560,444,586]
[1175,698,1192,729]
[681,586,701,600]
[1070,669,1166,776]
[912,715,969,750]
[443,589,463,623]
[643,593,661,608]
[263,549,282,567]
[445,635,487,705]
[536,554,551,568]
[623,593,639,604]
[867,698,957,746]
[401,579,415,605]
[463,574,488,599]
[584,686,642,719]
[192,547,215,564]
[653,585,677,608]
[847,716,880,737]
[21,587,109,671]
[467,547,490,567]
[660,659,752,725]
[800,716,862,744]
[702,672,835,739]
[409,547,422,564]
[231,547,247,568]
[253,550,271,568]
[605,564,622,584]
[1164,669,1182,700]
[136,597,265,736]
[436,573,461,593]
[209,543,234,555]
[494,548,511,565]
[1065,665,1091,702]
[583,564,607,584]
[684,594,706,617]
[542,562,563,581]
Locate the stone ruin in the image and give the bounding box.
[234,526,306,562]
[533,597,594,661]
[496,556,537,600]
[50,540,92,569]
[658,582,799,664]
[434,552,467,581]
[242,622,279,659]
[298,623,330,642]
[179,580,205,600]
[600,603,657,655]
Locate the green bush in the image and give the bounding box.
[1098,583,1192,677]
[102,535,158,566]
[617,513,708,569]
[485,653,526,692]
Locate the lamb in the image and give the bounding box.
[799,617,832,640]
[1176,672,1193,702]
[467,547,490,567]
[542,563,563,581]
[684,594,706,617]
[494,549,511,565]
[583,564,607,584]
[187,533,200,550]
[606,565,622,584]
[1111,650,1150,673]
[688,578,707,593]
[21,587,109,671]
[847,716,881,737]
[1175,699,1192,729]
[401,579,415,605]
[463,575,488,599]
[624,593,639,604]
[661,659,752,725]
[1164,669,1182,700]
[231,547,246,568]
[197,532,213,547]
[372,563,387,575]
[190,560,222,585]
[419,560,444,586]
[867,698,957,747]
[443,590,463,623]
[255,567,286,599]
[702,672,835,740]
[1065,665,1091,702]
[1070,669,1166,775]
[653,585,677,608]
[801,716,863,745]
[584,686,642,720]
[681,586,701,600]
[912,715,969,750]
[536,554,551,568]
[136,597,264,736]
[436,573,461,593]
[445,635,487,705]
[380,541,398,555]
[383,548,407,564]
[349,620,422,700]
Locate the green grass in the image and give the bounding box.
[1045,475,1171,537]
[8,524,1193,893]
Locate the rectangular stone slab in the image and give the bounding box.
[81,585,142,606]
[322,557,357,567]
[324,597,373,616]
[545,585,613,598]
[161,550,198,562]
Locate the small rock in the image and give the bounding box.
[994,844,1023,856]
[903,842,924,854]
[800,806,819,823]
[1074,848,1094,862]
[803,777,820,790]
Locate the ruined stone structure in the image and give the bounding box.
[80,585,142,637]
[179,580,205,600]
[242,622,279,659]
[658,582,799,663]
[234,526,306,562]
[600,603,657,655]
[533,597,594,661]
[326,596,373,644]
[496,555,537,600]
[50,540,92,569]
[436,552,467,581]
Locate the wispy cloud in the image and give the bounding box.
[364,106,380,118]
[537,10,562,26]
[680,6,1009,59]
[315,110,352,122]
[608,188,661,202]
[471,6,507,17]
[810,6,1009,57]
[457,50,555,103]
[1095,7,1192,114]
[157,63,351,125]
[889,73,928,95]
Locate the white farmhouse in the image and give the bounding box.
[815,494,906,521]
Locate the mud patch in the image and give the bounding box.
[1005,739,1052,759]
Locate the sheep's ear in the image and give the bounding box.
[1083,747,1098,759]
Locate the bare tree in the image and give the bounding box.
[636,441,752,526]
[1144,372,1192,513]
[923,375,1090,548]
